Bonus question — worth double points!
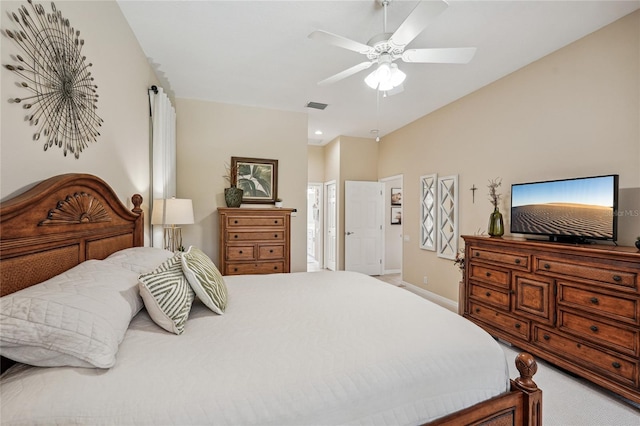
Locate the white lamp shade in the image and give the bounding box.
[151,198,194,225]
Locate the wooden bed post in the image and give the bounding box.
[513,352,543,426]
[131,193,144,248]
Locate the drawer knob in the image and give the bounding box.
[590,325,599,332]
[239,250,243,254]
[590,297,599,305]
[274,220,279,224]
[475,252,480,257]
[543,263,551,269]
[543,334,550,341]
[274,234,278,238]
[485,291,491,297]
[233,268,238,272]
[234,220,238,224]
[514,259,521,264]
[612,362,621,369]
[612,275,621,282]
[475,308,480,313]
[514,323,521,329]
[485,272,492,277]
[274,266,278,270]
[269,249,274,253]
[234,235,238,239]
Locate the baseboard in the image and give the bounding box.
[401,281,458,313]
[383,269,401,275]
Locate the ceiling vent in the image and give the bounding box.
[306,101,328,110]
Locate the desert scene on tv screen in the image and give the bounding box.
[511,203,613,239]
[511,177,615,240]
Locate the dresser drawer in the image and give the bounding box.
[558,310,639,356]
[469,302,529,340]
[227,230,285,241]
[225,261,285,275]
[558,283,639,324]
[258,245,284,259]
[469,283,511,310]
[226,245,255,260]
[533,326,638,387]
[226,216,286,227]
[535,257,637,290]
[470,248,529,271]
[469,264,510,289]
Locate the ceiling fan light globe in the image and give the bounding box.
[378,80,394,91]
[376,62,391,81]
[364,70,380,89]
[389,64,406,87]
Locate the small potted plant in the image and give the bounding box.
[487,178,504,237]
[274,198,283,208]
[635,236,640,251]
[223,163,243,208]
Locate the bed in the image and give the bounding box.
[0,174,542,425]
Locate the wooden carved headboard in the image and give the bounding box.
[0,173,144,297]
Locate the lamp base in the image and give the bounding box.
[163,226,183,252]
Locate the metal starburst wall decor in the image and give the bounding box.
[4,0,103,159]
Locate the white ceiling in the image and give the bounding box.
[117,0,640,145]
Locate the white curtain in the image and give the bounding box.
[149,86,177,248]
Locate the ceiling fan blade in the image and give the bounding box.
[317,61,374,86]
[402,47,477,64]
[308,30,373,55]
[388,0,448,48]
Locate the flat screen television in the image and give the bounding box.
[510,174,618,243]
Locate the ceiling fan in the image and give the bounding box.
[309,0,476,92]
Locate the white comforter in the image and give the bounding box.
[1,271,509,425]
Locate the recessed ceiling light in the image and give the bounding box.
[314,130,323,135]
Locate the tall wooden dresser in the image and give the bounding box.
[218,208,293,275]
[461,235,640,404]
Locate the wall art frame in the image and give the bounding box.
[420,173,437,251]
[391,207,402,225]
[3,0,103,159]
[230,156,278,204]
[391,188,402,206]
[437,174,459,260]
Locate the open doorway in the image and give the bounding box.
[307,183,323,272]
[380,175,403,281]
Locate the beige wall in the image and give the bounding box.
[176,98,308,272]
[308,146,325,182]
[1,0,158,244]
[378,10,640,302]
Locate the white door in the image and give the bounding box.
[307,183,323,268]
[324,181,337,271]
[345,181,383,275]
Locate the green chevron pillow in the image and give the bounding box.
[181,246,227,315]
[138,254,195,335]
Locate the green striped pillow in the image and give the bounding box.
[181,246,227,314]
[138,254,195,334]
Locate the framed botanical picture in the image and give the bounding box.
[231,157,278,204]
[391,207,402,225]
[391,188,402,205]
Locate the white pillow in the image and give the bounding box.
[104,247,174,274]
[138,254,195,334]
[181,246,228,315]
[0,260,142,368]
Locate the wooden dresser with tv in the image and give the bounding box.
[461,235,640,403]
